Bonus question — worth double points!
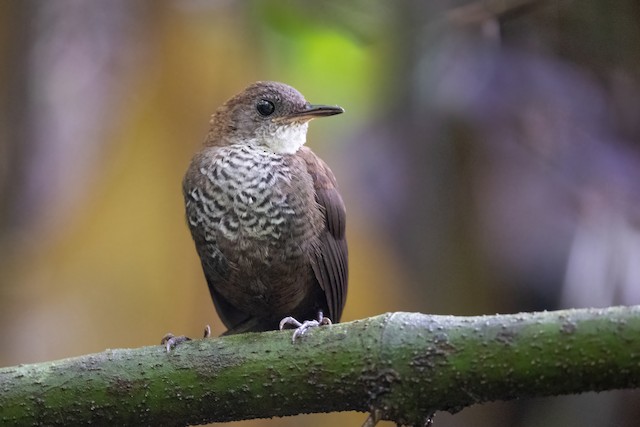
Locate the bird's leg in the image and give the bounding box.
[161,325,211,353]
[361,409,383,427]
[279,310,332,342]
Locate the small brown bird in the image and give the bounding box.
[181,81,347,340]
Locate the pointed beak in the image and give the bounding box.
[277,104,344,123]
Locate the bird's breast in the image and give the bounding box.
[186,144,321,260]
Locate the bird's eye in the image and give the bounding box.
[256,99,275,116]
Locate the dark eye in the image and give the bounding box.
[256,99,275,116]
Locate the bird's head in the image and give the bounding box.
[207,81,343,154]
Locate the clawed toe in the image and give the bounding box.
[279,316,302,330]
[279,312,333,343]
[161,325,211,353]
[160,333,191,352]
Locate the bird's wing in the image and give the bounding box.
[298,147,348,322]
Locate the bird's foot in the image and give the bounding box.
[161,325,211,352]
[362,409,383,427]
[279,312,332,343]
[160,334,191,352]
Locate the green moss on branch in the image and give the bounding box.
[1,306,640,426]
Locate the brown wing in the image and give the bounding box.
[298,147,348,322]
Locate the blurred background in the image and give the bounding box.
[1,1,640,426]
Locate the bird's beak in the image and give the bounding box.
[277,104,344,123]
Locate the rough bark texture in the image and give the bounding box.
[1,306,640,426]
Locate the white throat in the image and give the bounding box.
[258,122,309,154]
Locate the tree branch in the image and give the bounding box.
[2,306,640,426]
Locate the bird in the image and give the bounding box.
[171,81,348,345]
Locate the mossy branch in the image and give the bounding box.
[2,306,640,426]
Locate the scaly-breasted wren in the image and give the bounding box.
[183,81,348,337]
